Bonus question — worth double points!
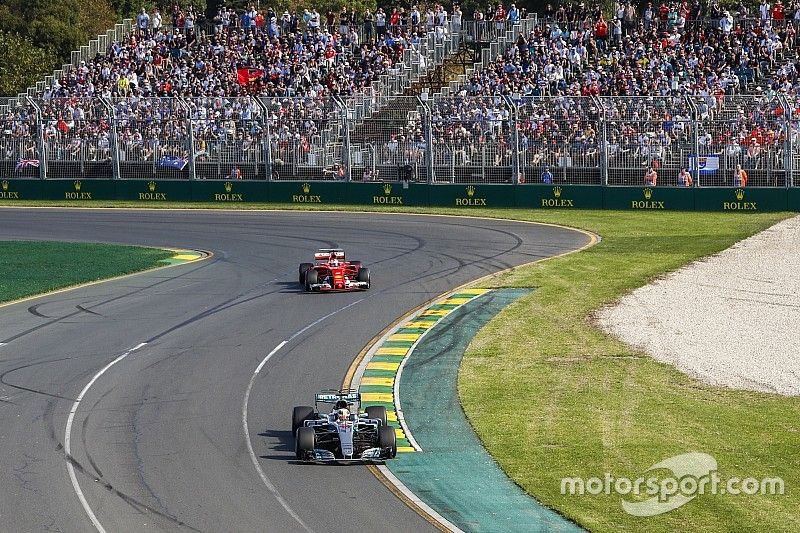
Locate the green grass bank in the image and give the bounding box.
[458,210,799,532]
[0,241,174,303]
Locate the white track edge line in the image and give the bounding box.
[65,341,147,533]
[242,296,371,533]
[242,340,312,532]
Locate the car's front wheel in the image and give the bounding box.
[295,427,315,460]
[378,425,397,458]
[298,263,313,285]
[304,269,318,292]
[356,267,370,288]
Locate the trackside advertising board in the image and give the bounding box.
[1,180,796,212]
[516,185,604,209]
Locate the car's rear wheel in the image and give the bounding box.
[298,263,313,285]
[366,406,387,427]
[292,406,314,434]
[357,267,370,288]
[295,427,315,460]
[304,269,318,292]
[378,425,397,458]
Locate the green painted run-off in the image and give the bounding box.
[390,288,582,532]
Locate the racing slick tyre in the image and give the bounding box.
[298,263,313,284]
[295,427,315,460]
[356,267,370,288]
[366,406,388,427]
[304,269,318,292]
[292,406,314,434]
[378,425,397,458]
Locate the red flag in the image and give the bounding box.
[237,67,264,85]
[56,119,70,133]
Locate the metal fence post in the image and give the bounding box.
[594,95,608,186]
[179,98,196,180]
[26,96,47,180]
[780,94,793,187]
[687,96,701,187]
[790,110,795,188]
[503,95,521,184]
[418,96,434,184]
[100,97,121,180]
[254,97,272,180]
[335,96,352,182]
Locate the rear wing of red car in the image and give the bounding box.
[314,249,345,261]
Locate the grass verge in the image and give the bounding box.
[458,211,800,532]
[4,203,797,531]
[0,241,174,303]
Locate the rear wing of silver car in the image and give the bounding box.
[315,389,360,406]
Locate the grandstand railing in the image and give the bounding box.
[2,94,799,186]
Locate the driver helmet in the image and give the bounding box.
[330,257,339,266]
[336,408,350,421]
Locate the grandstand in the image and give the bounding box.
[1,2,799,186]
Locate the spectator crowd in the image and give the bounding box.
[2,1,800,186]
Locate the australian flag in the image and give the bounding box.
[158,155,188,170]
[15,158,40,171]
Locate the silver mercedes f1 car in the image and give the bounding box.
[292,390,396,463]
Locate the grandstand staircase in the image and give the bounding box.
[343,17,541,178]
[349,97,421,145]
[434,17,539,99]
[403,43,478,96]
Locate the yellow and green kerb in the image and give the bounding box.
[359,289,490,453]
[160,250,206,265]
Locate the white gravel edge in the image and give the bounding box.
[598,215,800,396]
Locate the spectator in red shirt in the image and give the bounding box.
[595,15,609,51]
[773,1,785,22]
[658,2,669,29]
[324,44,336,66]
[495,4,506,34]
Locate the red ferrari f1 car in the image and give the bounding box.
[298,249,371,292]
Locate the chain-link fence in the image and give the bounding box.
[518,96,601,185]
[601,96,694,186]
[3,94,800,187]
[429,96,513,183]
[691,95,789,187]
[0,100,40,179]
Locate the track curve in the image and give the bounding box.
[0,208,591,532]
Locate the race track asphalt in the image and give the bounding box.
[0,208,591,533]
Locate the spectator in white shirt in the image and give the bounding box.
[760,1,771,20]
[151,9,162,31]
